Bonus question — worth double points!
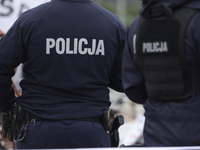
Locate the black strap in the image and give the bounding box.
[147,4,173,19]
[77,117,103,124]
[17,112,30,142]
[174,7,199,93]
[30,114,43,121]
[30,114,103,124]
[174,7,198,66]
[190,67,200,91]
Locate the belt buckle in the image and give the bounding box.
[30,119,36,125]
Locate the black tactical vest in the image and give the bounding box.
[136,5,200,101]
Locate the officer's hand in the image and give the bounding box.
[12,81,22,97]
[1,112,13,141]
[0,29,5,36]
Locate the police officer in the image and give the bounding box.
[123,0,200,147]
[0,0,126,149]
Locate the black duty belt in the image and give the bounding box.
[76,117,103,124]
[30,114,103,124]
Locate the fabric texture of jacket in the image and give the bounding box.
[0,0,126,120]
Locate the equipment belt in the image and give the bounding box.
[30,114,103,124]
[76,117,103,124]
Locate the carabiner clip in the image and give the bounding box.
[17,129,27,142]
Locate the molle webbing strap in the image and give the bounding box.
[136,5,198,100]
[190,67,200,91]
[174,8,200,92]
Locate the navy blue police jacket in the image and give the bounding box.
[123,0,200,145]
[0,0,126,120]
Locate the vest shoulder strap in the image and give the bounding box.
[175,7,200,92]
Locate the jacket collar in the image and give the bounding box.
[140,0,200,16]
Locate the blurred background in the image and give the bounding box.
[92,0,142,28]
[0,0,144,149]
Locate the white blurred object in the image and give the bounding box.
[0,0,51,33]
[12,64,24,93]
[109,89,145,146]
[119,113,145,146]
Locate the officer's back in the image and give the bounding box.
[14,0,126,121]
[0,0,126,148]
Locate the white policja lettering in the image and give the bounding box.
[46,38,105,55]
[143,42,168,53]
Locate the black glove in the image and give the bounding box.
[1,112,13,141]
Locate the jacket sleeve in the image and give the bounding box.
[122,16,148,104]
[0,18,27,112]
[109,27,127,92]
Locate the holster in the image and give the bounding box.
[102,108,114,132]
[109,115,124,147]
[103,108,124,147]
[11,104,26,140]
